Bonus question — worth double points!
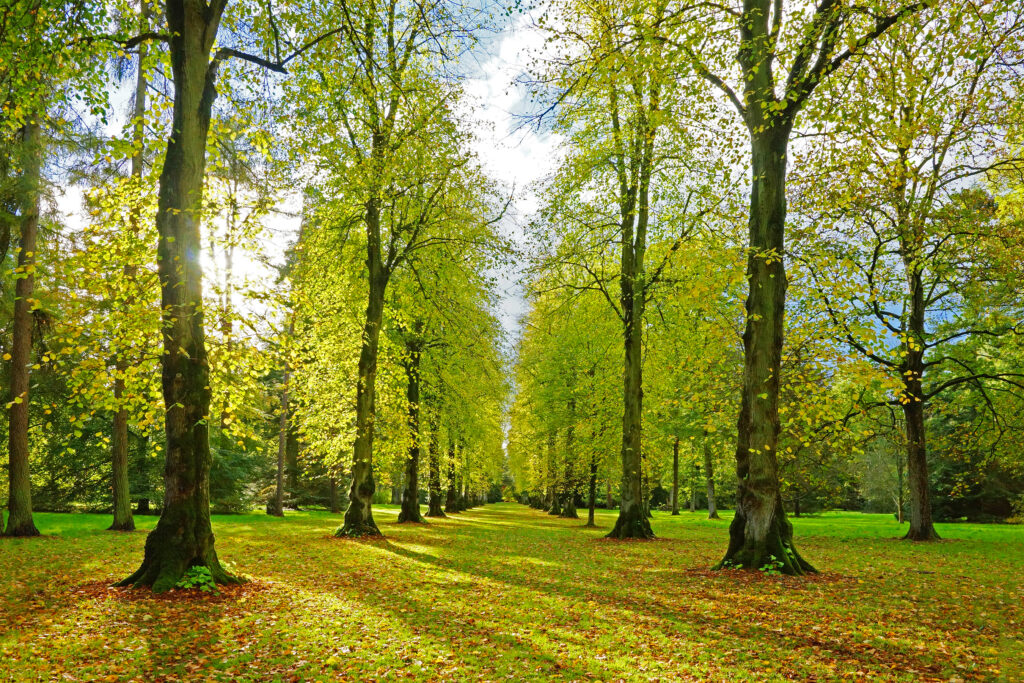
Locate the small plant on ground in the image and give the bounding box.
[175,565,218,592]
[759,555,784,576]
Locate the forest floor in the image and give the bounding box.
[0,504,1021,682]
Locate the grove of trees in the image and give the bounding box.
[2,0,1023,591]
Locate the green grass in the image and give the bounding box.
[1,504,1021,681]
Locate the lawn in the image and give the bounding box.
[0,504,1021,682]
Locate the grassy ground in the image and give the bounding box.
[0,504,1021,682]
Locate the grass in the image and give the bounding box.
[0,503,1021,682]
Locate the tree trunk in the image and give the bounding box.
[546,431,561,516]
[445,442,459,513]
[903,394,938,540]
[118,0,239,591]
[425,418,445,517]
[109,1,149,534]
[901,270,939,541]
[4,119,42,538]
[719,125,814,575]
[608,289,652,537]
[671,436,680,515]
[704,436,719,519]
[605,481,613,509]
[337,199,387,538]
[586,452,597,527]
[398,341,423,523]
[136,498,150,515]
[285,422,299,496]
[559,413,578,519]
[268,376,287,517]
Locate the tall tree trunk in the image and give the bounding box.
[445,441,459,513]
[689,467,696,513]
[4,119,42,538]
[605,481,613,509]
[586,452,597,528]
[559,407,578,518]
[109,0,150,533]
[268,375,287,517]
[425,417,445,517]
[546,431,561,516]
[118,0,239,591]
[719,124,814,575]
[704,435,719,519]
[607,110,654,538]
[398,340,423,523]
[286,422,299,495]
[337,199,387,538]
[671,436,680,516]
[901,270,938,541]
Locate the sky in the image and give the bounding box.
[459,12,563,347]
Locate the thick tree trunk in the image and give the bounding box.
[704,437,719,519]
[608,305,651,537]
[337,203,387,538]
[118,0,239,591]
[901,270,939,541]
[903,397,938,540]
[136,498,150,515]
[586,453,597,527]
[719,125,814,575]
[425,419,445,517]
[398,341,423,523]
[268,378,287,517]
[4,120,42,538]
[671,436,680,515]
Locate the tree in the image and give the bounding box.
[669,0,926,573]
[792,1,1024,540]
[528,0,721,538]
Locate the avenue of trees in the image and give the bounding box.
[0,0,1022,590]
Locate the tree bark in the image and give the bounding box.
[117,0,240,591]
[671,436,680,515]
[719,123,814,575]
[398,340,423,523]
[586,452,597,527]
[4,119,42,538]
[704,436,719,519]
[901,266,939,539]
[559,411,578,519]
[336,197,387,538]
[425,417,445,517]
[606,83,655,539]
[445,441,459,513]
[546,431,561,516]
[268,375,287,517]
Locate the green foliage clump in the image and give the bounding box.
[174,566,218,593]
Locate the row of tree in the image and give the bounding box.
[507,0,1024,573]
[1,0,510,591]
